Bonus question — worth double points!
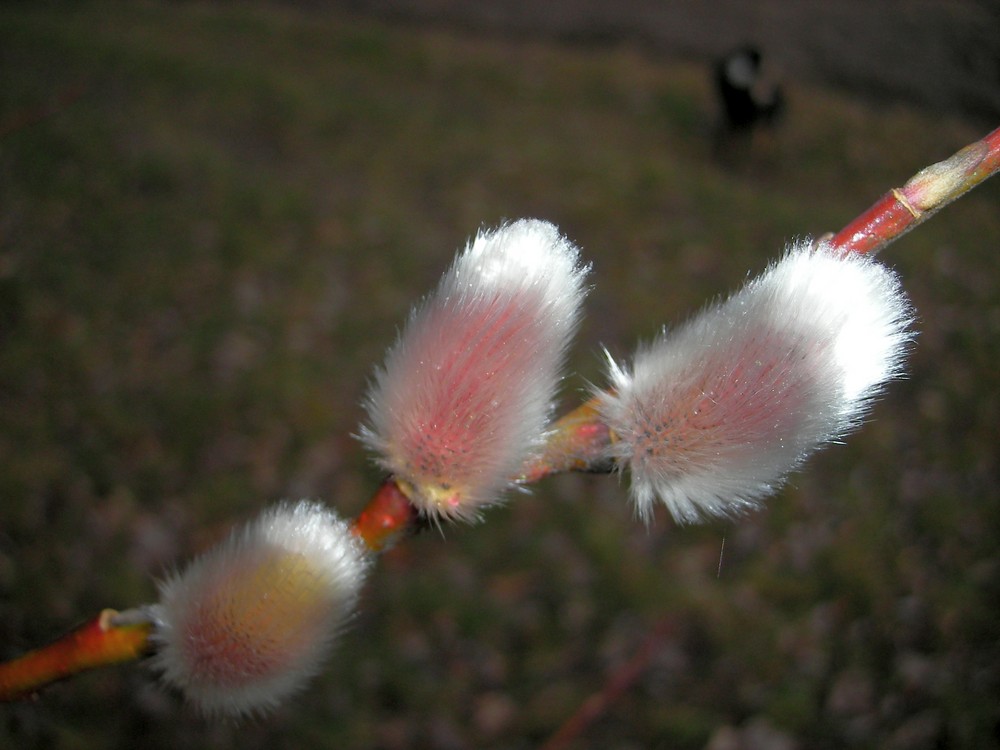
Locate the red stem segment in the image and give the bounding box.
[830,125,1000,255]
[520,398,613,484]
[350,478,423,553]
[540,616,676,750]
[0,610,153,701]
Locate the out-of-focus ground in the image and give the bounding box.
[1,3,999,749]
[334,0,1000,124]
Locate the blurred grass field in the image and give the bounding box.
[1,3,999,749]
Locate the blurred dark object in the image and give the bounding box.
[715,46,784,132]
[712,45,785,164]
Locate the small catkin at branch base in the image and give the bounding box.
[149,500,371,718]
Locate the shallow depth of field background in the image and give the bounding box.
[2,3,999,749]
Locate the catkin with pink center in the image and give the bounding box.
[360,219,589,521]
[598,240,913,523]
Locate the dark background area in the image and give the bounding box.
[333,0,1000,124]
[1,2,998,749]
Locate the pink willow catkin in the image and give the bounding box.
[360,219,589,522]
[597,239,913,523]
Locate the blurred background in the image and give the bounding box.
[1,2,998,748]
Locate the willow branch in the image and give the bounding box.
[829,125,1000,255]
[0,609,153,701]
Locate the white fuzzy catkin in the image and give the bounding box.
[598,240,913,523]
[149,501,370,717]
[360,219,589,521]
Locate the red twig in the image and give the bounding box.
[830,125,1000,255]
[350,477,423,553]
[540,616,676,750]
[0,610,152,702]
[520,398,613,484]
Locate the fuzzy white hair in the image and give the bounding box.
[360,219,589,521]
[598,240,913,523]
[149,501,370,717]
